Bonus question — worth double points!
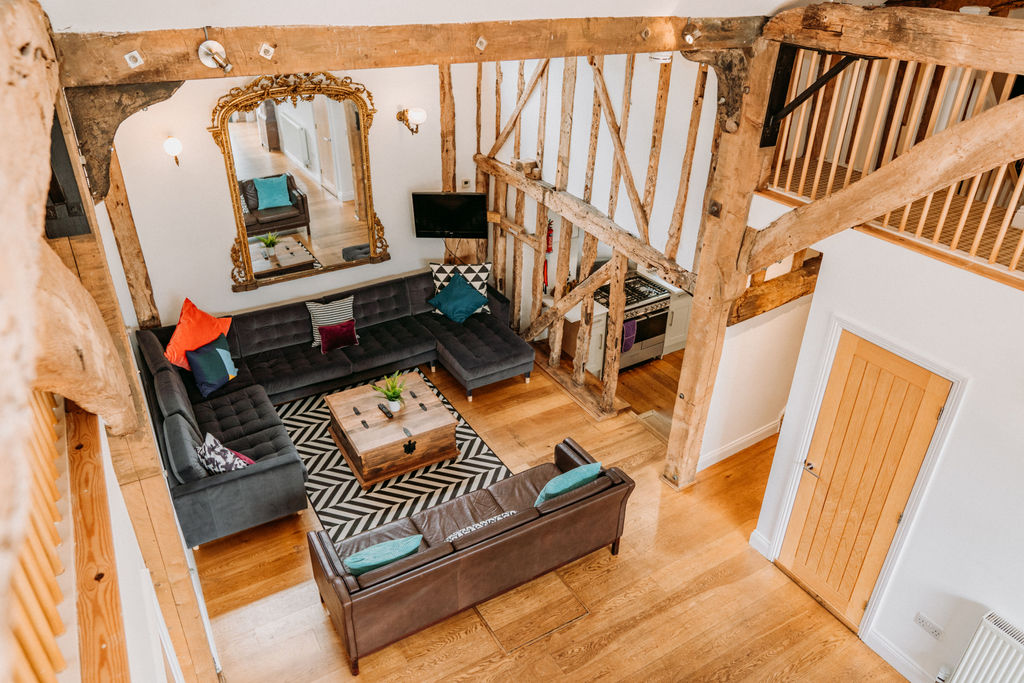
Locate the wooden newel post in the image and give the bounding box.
[662,40,781,489]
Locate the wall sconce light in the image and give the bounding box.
[198,27,233,74]
[397,107,427,135]
[163,136,183,166]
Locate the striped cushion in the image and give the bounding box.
[429,262,491,315]
[306,297,354,347]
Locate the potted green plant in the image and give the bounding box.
[257,232,280,259]
[372,371,406,413]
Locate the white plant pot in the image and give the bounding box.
[260,245,271,259]
[387,399,402,413]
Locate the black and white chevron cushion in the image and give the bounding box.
[429,262,491,315]
[306,297,354,347]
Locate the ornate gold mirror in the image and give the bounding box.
[210,73,389,291]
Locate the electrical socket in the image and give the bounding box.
[914,612,944,640]
[460,178,471,190]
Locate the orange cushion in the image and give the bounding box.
[163,299,232,370]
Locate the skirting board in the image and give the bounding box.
[697,419,781,473]
[748,530,773,560]
[861,629,932,683]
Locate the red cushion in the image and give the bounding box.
[230,449,255,465]
[319,320,358,354]
[164,299,232,370]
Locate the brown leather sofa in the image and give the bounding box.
[308,438,633,675]
[238,172,310,238]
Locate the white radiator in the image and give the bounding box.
[278,111,309,166]
[950,611,1024,683]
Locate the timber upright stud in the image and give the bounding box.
[662,35,782,490]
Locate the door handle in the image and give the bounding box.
[803,460,819,478]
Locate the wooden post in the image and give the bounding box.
[606,55,635,221]
[666,63,709,259]
[547,56,578,366]
[511,62,526,330]
[574,58,604,384]
[642,60,673,217]
[663,41,780,489]
[106,147,161,328]
[530,62,550,323]
[600,253,627,412]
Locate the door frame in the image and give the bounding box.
[764,314,967,640]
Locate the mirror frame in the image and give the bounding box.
[209,72,390,291]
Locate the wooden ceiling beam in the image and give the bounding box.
[745,93,1024,272]
[52,16,765,87]
[765,4,1024,75]
[475,154,697,292]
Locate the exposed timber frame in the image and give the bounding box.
[662,40,782,488]
[53,16,764,87]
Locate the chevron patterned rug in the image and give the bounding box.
[275,369,510,543]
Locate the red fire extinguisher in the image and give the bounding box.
[543,219,554,289]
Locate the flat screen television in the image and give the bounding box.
[412,192,488,239]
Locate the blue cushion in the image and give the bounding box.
[185,334,238,398]
[428,272,488,323]
[535,462,602,506]
[342,534,422,576]
[253,174,292,210]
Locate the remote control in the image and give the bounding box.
[377,403,394,419]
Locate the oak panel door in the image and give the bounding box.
[778,330,950,630]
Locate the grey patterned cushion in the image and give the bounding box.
[429,262,491,314]
[443,510,518,543]
[195,433,251,474]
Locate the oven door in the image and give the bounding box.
[634,309,668,341]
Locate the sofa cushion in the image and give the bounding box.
[153,370,197,426]
[411,489,504,546]
[450,507,539,550]
[195,432,252,474]
[537,476,612,514]
[253,174,291,210]
[162,414,209,484]
[335,517,427,564]
[339,279,411,328]
[340,317,435,374]
[428,272,488,323]
[255,205,300,222]
[487,463,561,513]
[355,542,453,589]
[306,297,354,348]
[404,272,436,316]
[429,262,491,314]
[221,424,299,462]
[179,361,255,405]
[138,329,175,376]
[232,301,314,356]
[185,334,238,398]
[414,312,534,381]
[343,534,422,576]
[164,298,232,370]
[535,462,602,506]
[192,384,284,445]
[247,344,353,397]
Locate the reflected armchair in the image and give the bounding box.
[238,172,310,238]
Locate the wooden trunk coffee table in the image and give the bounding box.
[325,372,459,489]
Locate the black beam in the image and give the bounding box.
[760,50,860,148]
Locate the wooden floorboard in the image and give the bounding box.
[194,363,901,682]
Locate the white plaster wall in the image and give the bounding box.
[110,67,450,323]
[753,228,1024,681]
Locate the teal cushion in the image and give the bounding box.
[185,334,238,398]
[253,174,292,210]
[342,534,422,576]
[535,462,602,506]
[428,272,488,323]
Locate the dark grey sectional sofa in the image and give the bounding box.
[136,270,535,547]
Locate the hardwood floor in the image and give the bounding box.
[228,121,370,269]
[194,364,902,682]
